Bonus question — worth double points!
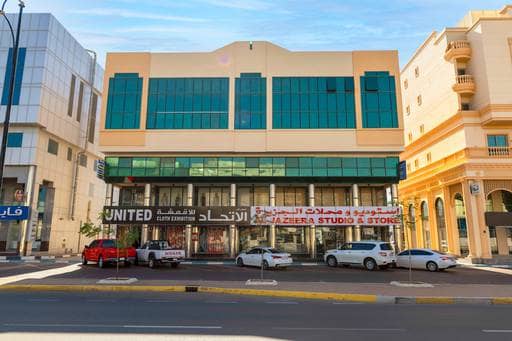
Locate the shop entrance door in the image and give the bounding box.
[198,227,228,255]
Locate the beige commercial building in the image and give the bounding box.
[400,5,512,263]
[100,41,404,259]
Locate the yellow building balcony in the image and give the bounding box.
[466,147,512,158]
[452,75,476,96]
[444,40,472,62]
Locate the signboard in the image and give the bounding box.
[470,182,480,195]
[251,206,401,226]
[102,206,250,225]
[485,212,512,227]
[0,206,30,221]
[398,161,407,180]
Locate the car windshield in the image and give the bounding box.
[102,240,116,248]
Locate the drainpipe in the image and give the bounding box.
[69,49,97,220]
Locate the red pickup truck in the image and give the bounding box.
[81,239,136,268]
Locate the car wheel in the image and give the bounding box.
[171,263,178,268]
[326,256,338,267]
[236,258,244,267]
[262,260,269,270]
[98,256,104,269]
[148,256,156,269]
[427,261,438,272]
[364,258,377,271]
[81,254,87,265]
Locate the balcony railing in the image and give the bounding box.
[452,75,476,95]
[488,146,511,157]
[445,40,472,62]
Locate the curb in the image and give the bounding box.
[0,284,511,305]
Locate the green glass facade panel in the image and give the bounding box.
[104,156,399,179]
[146,77,229,129]
[273,77,355,129]
[105,73,142,129]
[235,74,267,129]
[360,71,399,128]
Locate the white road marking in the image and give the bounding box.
[0,264,81,286]
[265,301,298,305]
[273,327,406,332]
[463,266,512,276]
[482,330,512,333]
[27,298,61,302]
[205,301,239,304]
[4,323,223,330]
[145,300,178,303]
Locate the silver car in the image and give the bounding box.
[396,248,457,272]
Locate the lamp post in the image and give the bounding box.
[0,0,25,201]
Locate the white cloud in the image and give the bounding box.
[198,0,272,11]
[70,7,207,22]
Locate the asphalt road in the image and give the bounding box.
[46,262,512,285]
[0,262,67,277]
[0,291,511,340]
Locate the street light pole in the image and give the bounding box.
[0,0,25,202]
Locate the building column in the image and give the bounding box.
[141,184,151,244]
[102,184,113,240]
[345,186,353,242]
[391,184,401,250]
[308,184,316,259]
[461,180,487,259]
[269,184,276,248]
[185,183,193,258]
[352,184,361,241]
[19,165,36,256]
[229,183,237,258]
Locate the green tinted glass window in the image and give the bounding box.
[146,78,229,129]
[272,77,355,129]
[235,74,266,129]
[360,71,398,128]
[105,73,142,129]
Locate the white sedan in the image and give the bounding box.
[236,247,293,269]
[396,248,457,272]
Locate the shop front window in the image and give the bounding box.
[197,227,229,254]
[361,227,388,241]
[421,201,431,248]
[276,226,308,254]
[275,187,307,206]
[120,187,144,206]
[359,187,386,206]
[237,186,269,206]
[454,193,468,256]
[316,227,345,255]
[157,186,186,206]
[166,227,185,249]
[489,226,499,255]
[435,198,448,252]
[196,187,230,206]
[239,226,269,251]
[314,187,350,206]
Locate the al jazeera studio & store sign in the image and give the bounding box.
[102,206,401,226]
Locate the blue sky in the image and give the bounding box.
[3,0,508,67]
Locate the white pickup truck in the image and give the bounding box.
[136,240,185,268]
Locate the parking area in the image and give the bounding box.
[32,262,512,285]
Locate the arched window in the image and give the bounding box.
[486,190,512,212]
[454,193,468,256]
[421,201,431,248]
[408,204,417,248]
[435,198,448,252]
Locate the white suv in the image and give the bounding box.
[324,241,396,271]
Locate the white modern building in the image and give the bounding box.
[0,13,105,255]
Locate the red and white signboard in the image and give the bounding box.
[250,206,401,226]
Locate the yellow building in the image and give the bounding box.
[400,5,512,263]
[99,41,404,259]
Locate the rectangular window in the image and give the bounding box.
[146,77,229,129]
[235,74,266,129]
[76,81,84,122]
[48,138,58,155]
[105,73,143,129]
[414,159,419,168]
[360,71,399,128]
[417,95,422,106]
[404,79,408,89]
[427,152,432,163]
[487,135,509,147]
[67,147,73,161]
[88,92,98,143]
[1,47,27,105]
[79,154,87,167]
[406,105,410,115]
[67,74,76,117]
[408,132,412,142]
[420,124,425,134]
[414,67,420,78]
[6,132,23,147]
[272,77,355,129]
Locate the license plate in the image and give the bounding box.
[119,257,125,261]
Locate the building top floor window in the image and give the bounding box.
[146,77,229,129]
[404,79,408,90]
[235,73,266,129]
[360,71,399,128]
[47,138,58,155]
[105,73,143,129]
[487,134,509,147]
[6,132,23,147]
[272,77,355,129]
[414,67,420,78]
